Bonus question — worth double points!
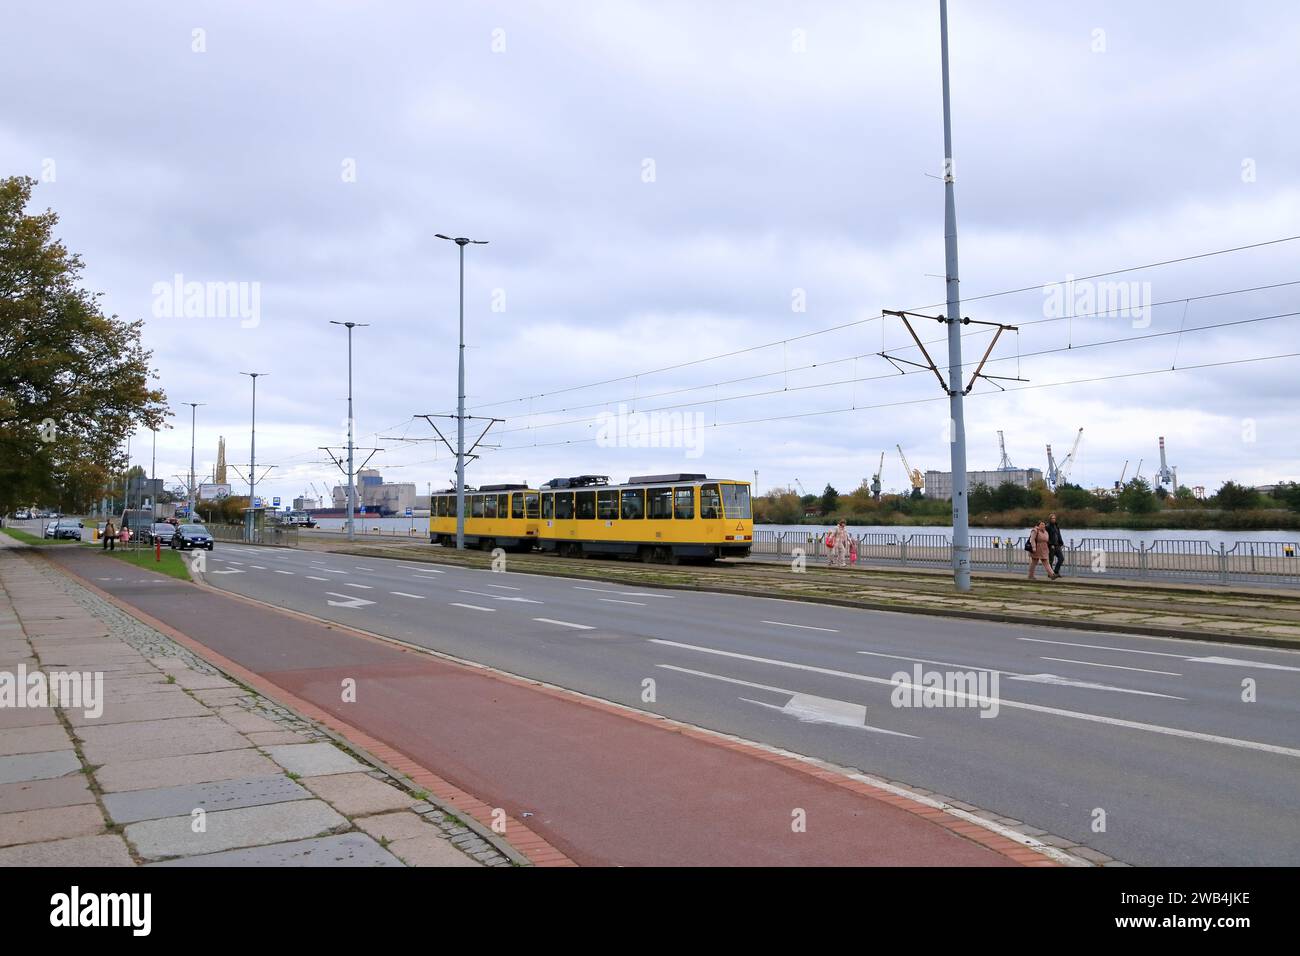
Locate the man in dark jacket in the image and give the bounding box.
[1046,512,1065,577]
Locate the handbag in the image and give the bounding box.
[1023,535,1034,553]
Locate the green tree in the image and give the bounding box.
[1056,483,1095,510]
[1117,477,1157,514]
[0,176,167,515]
[820,484,839,515]
[1213,481,1259,511]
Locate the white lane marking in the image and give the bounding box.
[319,568,349,574]
[599,598,646,606]
[272,569,294,575]
[485,584,520,590]
[533,617,594,630]
[306,576,328,581]
[762,620,839,633]
[575,585,672,599]
[659,664,917,737]
[449,602,494,612]
[390,592,426,599]
[342,582,374,590]
[617,592,674,599]
[402,566,444,574]
[574,586,619,594]
[208,568,246,575]
[457,588,542,604]
[225,561,244,566]
[1020,637,1300,671]
[356,566,375,571]
[1040,657,1183,677]
[325,592,375,609]
[249,565,267,570]
[854,649,1184,700]
[651,639,1300,759]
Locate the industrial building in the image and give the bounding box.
[330,469,417,515]
[924,467,1044,500]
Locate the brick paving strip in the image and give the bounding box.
[0,536,508,867]
[31,545,1098,867]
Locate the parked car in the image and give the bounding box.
[143,522,178,545]
[14,510,31,520]
[44,519,83,541]
[170,524,214,551]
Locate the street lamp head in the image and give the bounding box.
[436,233,488,246]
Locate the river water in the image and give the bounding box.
[307,516,1295,546]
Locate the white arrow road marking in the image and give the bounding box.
[533,617,594,630]
[209,568,246,575]
[762,620,839,633]
[306,576,328,581]
[658,664,916,737]
[855,649,1185,700]
[652,639,1300,759]
[342,582,374,589]
[449,602,494,612]
[390,592,426,599]
[325,592,376,608]
[1020,638,1300,671]
[1187,656,1300,672]
[1040,657,1182,677]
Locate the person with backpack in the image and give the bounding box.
[1026,520,1056,580]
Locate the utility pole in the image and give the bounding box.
[329,322,367,541]
[435,233,488,549]
[151,428,157,520]
[183,402,205,521]
[939,0,970,592]
[240,372,269,542]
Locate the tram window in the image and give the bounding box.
[575,491,596,519]
[722,483,752,519]
[434,497,444,517]
[471,495,484,518]
[648,487,673,519]
[542,493,554,519]
[674,486,695,520]
[483,495,497,519]
[526,493,540,519]
[498,494,509,516]
[554,492,574,520]
[621,489,644,520]
[700,483,721,519]
[440,496,451,518]
[597,490,617,520]
[511,493,524,519]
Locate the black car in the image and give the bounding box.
[170,524,214,550]
[44,519,84,540]
[143,522,178,545]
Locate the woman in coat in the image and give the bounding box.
[827,520,852,569]
[1027,520,1056,580]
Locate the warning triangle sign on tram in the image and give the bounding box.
[735,522,744,531]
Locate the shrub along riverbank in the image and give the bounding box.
[757,508,1300,532]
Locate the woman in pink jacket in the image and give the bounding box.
[1027,520,1057,580]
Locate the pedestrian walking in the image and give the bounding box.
[102,518,116,551]
[827,520,852,568]
[1046,512,1065,578]
[1026,520,1055,580]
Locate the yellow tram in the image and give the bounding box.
[429,473,752,562]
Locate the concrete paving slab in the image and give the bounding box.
[386,835,482,867]
[65,695,209,726]
[77,716,249,763]
[125,798,347,860]
[215,708,285,734]
[103,774,312,824]
[0,833,134,866]
[0,723,73,756]
[302,772,418,816]
[0,804,105,847]
[0,749,82,785]
[244,730,310,746]
[353,810,436,843]
[263,742,366,777]
[149,832,403,867]
[95,749,279,793]
[0,706,60,729]
[0,775,94,814]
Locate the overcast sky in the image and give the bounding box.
[5,1,1298,506]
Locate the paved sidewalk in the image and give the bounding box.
[0,536,502,866]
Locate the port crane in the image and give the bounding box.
[1045,427,1083,492]
[870,452,884,501]
[897,445,924,492]
[1115,460,1129,489]
[997,430,1015,470]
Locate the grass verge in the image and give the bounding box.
[88,544,194,582]
[0,526,58,545]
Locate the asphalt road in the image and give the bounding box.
[164,540,1300,866]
